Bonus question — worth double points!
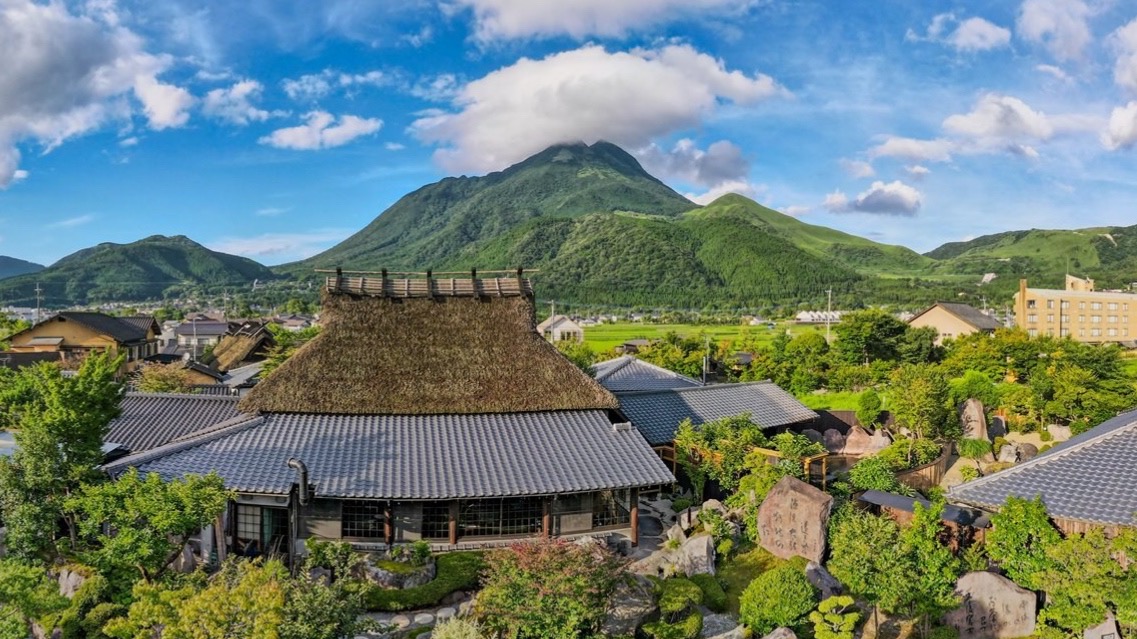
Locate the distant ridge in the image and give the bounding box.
[0,256,44,281]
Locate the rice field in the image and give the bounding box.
[582,321,828,354]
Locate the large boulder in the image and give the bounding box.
[959,399,989,442]
[805,561,843,599]
[757,476,834,563]
[57,567,88,598]
[676,534,716,577]
[988,416,1007,441]
[1047,424,1073,442]
[762,628,798,639]
[997,443,1020,464]
[1018,443,1039,462]
[822,429,846,454]
[666,523,688,545]
[704,614,746,639]
[1084,613,1120,639]
[843,426,891,456]
[602,576,659,638]
[943,572,1036,639]
[801,429,824,444]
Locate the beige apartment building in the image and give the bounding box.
[1015,275,1137,343]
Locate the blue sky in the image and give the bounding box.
[2,0,1137,266]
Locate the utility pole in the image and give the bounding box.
[34,282,43,324]
[825,288,833,343]
[550,300,555,318]
[702,334,710,385]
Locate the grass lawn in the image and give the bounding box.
[716,542,784,614]
[583,321,827,354]
[797,390,864,411]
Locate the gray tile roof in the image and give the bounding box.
[914,303,1002,331]
[616,382,818,446]
[948,409,1137,526]
[106,392,242,453]
[56,312,150,344]
[105,410,675,499]
[593,356,703,392]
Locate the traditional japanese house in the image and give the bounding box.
[592,355,702,392]
[103,273,674,560]
[948,408,1137,535]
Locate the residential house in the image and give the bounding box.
[948,408,1137,535]
[0,351,63,371]
[105,392,243,456]
[6,312,159,372]
[103,274,673,561]
[272,314,316,332]
[592,355,702,392]
[536,314,584,342]
[907,302,1002,345]
[173,317,228,359]
[210,321,274,373]
[615,381,819,471]
[616,338,652,354]
[1015,276,1137,343]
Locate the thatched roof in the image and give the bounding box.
[239,277,618,415]
[211,322,272,373]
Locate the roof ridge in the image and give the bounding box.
[593,355,635,381]
[104,415,264,474]
[614,379,776,397]
[949,411,1137,497]
[125,391,238,401]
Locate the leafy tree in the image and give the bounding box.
[135,363,194,394]
[637,332,718,379]
[897,502,961,638]
[809,596,861,639]
[956,438,992,475]
[856,389,882,428]
[673,415,769,493]
[727,456,793,541]
[948,370,1001,409]
[65,469,232,583]
[0,559,69,639]
[888,364,953,440]
[554,340,598,376]
[475,538,623,639]
[1033,530,1124,639]
[827,510,905,629]
[985,496,1061,591]
[281,298,312,315]
[261,324,321,374]
[0,352,123,560]
[847,456,903,493]
[898,326,942,365]
[739,564,817,635]
[0,318,29,350]
[833,309,909,365]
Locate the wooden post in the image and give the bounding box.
[542,499,552,538]
[448,501,459,546]
[334,267,342,292]
[821,456,828,492]
[630,488,640,547]
[384,502,393,546]
[380,269,388,298]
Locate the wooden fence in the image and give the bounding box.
[895,444,951,492]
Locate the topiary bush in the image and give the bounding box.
[878,438,942,471]
[657,578,703,616]
[642,610,703,639]
[671,497,694,513]
[739,564,817,635]
[848,456,901,493]
[809,595,861,639]
[1039,430,1053,442]
[689,573,727,613]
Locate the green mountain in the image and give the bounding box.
[0,235,275,306]
[0,256,43,281]
[279,142,934,306]
[925,225,1137,297]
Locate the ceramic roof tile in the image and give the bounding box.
[106,393,242,453]
[107,410,675,499]
[948,409,1137,526]
[616,382,818,445]
[593,356,703,392]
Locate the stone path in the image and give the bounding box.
[358,594,472,638]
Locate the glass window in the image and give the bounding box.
[1092,315,1102,323]
[235,505,288,558]
[1027,300,1037,309]
[459,498,543,538]
[1060,328,1069,337]
[421,503,451,540]
[342,500,385,540]
[1028,329,1038,337]
[1109,303,1118,310]
[1027,314,1037,323]
[1092,328,1102,337]
[1061,301,1070,309]
[1109,315,1119,323]
[1047,314,1054,323]
[1080,302,1086,310]
[1047,300,1054,309]
[1061,315,1069,323]
[1092,302,1102,310]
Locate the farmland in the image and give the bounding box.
[582,321,828,354]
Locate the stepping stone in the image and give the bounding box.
[413,612,435,626]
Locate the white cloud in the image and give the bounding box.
[868,136,955,163]
[943,94,1054,140]
[282,72,334,101]
[1036,64,1072,81]
[684,179,762,205]
[47,214,95,229]
[11,169,28,183]
[912,13,1010,51]
[840,159,875,178]
[203,80,280,125]
[1017,0,1092,62]
[409,74,461,102]
[0,0,192,186]
[385,142,406,151]
[119,136,139,147]
[783,205,811,217]
[1102,102,1137,150]
[209,229,352,262]
[905,164,931,179]
[255,207,288,217]
[410,44,784,173]
[259,111,382,150]
[639,139,749,186]
[821,181,922,216]
[1111,18,1137,94]
[451,0,751,42]
[133,76,194,130]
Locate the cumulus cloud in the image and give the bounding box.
[868,137,955,163]
[640,139,761,204]
[783,205,811,217]
[282,69,392,102]
[943,94,1054,140]
[0,0,192,186]
[905,164,931,179]
[912,13,1011,51]
[209,229,353,262]
[1017,0,1092,61]
[259,111,382,150]
[410,44,784,173]
[822,181,922,216]
[684,180,762,205]
[1102,102,1137,150]
[11,169,29,183]
[1111,19,1137,93]
[839,159,875,178]
[451,0,751,42]
[203,80,280,125]
[1036,64,1072,81]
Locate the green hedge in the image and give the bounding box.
[362,552,485,612]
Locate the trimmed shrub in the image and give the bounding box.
[1039,430,1053,442]
[642,611,703,639]
[878,438,942,471]
[671,497,694,513]
[658,578,703,616]
[689,573,728,613]
[363,552,484,611]
[848,456,901,493]
[739,565,817,635]
[992,436,1008,453]
[432,618,484,639]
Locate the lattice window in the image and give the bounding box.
[341,500,385,540]
[421,503,451,540]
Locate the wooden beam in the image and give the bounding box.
[542,499,552,538]
[384,502,393,545]
[630,488,640,547]
[449,501,459,546]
